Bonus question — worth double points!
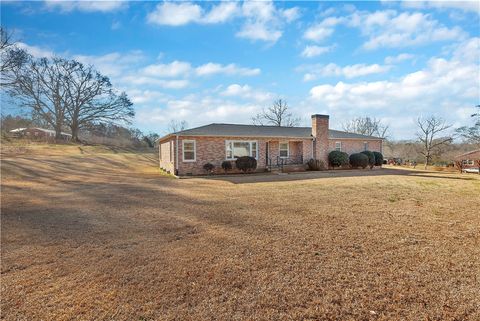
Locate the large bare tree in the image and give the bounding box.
[252,99,300,127]
[416,116,453,169]
[0,27,29,86]
[8,55,134,141]
[7,57,76,139]
[63,61,134,141]
[342,116,390,138]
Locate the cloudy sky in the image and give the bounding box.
[1,0,479,139]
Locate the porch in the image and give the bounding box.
[265,140,311,172]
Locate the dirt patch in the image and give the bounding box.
[1,149,479,320]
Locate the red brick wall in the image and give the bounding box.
[455,151,480,168]
[158,134,381,176]
[160,136,313,176]
[327,139,383,155]
[312,115,329,164]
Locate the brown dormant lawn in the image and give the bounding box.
[1,144,479,320]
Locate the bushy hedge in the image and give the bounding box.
[307,158,326,171]
[349,153,369,169]
[328,151,349,168]
[235,156,257,173]
[203,163,215,174]
[221,160,233,173]
[373,151,383,166]
[361,150,375,169]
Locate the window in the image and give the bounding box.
[363,142,369,151]
[462,159,474,165]
[225,141,258,160]
[279,142,289,158]
[335,141,342,151]
[182,140,196,162]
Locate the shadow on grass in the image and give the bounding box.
[205,168,479,184]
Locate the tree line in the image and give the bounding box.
[1,27,134,142]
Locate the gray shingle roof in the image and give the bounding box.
[170,123,382,140]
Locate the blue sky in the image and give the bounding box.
[1,1,479,139]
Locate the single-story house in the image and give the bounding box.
[454,149,480,170]
[158,114,383,176]
[9,128,72,141]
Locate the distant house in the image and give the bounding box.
[9,128,72,141]
[158,114,384,176]
[454,149,480,171]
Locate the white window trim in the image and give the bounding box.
[225,140,258,160]
[363,141,369,151]
[335,141,342,152]
[279,141,289,158]
[182,139,196,162]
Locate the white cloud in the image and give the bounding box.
[128,89,169,105]
[301,63,391,81]
[303,16,344,42]
[221,84,274,102]
[401,1,480,14]
[146,1,300,43]
[44,0,127,13]
[308,37,479,138]
[305,9,467,50]
[195,63,260,77]
[282,7,301,23]
[142,61,192,78]
[384,53,415,64]
[202,2,239,24]
[236,22,282,43]
[236,1,285,43]
[301,45,334,58]
[120,76,189,89]
[349,10,466,49]
[147,2,203,26]
[73,51,145,77]
[135,93,263,128]
[16,42,54,58]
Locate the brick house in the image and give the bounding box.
[454,149,480,170]
[158,114,383,176]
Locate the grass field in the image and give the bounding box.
[1,143,479,320]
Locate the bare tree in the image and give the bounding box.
[342,116,390,138]
[63,61,134,141]
[456,105,480,145]
[7,57,76,139]
[252,99,300,127]
[416,116,453,169]
[0,27,29,86]
[167,120,188,133]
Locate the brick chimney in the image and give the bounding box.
[311,114,329,163]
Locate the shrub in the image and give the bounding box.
[221,160,233,173]
[203,163,215,174]
[307,158,326,171]
[361,150,375,169]
[350,153,369,169]
[235,156,257,173]
[373,151,384,167]
[328,151,349,168]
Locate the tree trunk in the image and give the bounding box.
[70,123,80,142]
[54,119,63,142]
